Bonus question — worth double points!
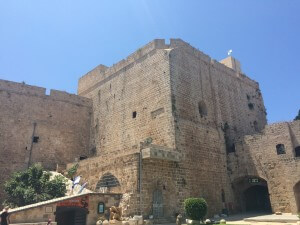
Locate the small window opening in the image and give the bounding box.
[295,146,300,157]
[79,155,88,160]
[198,101,208,117]
[33,136,39,143]
[132,111,137,118]
[221,189,225,202]
[276,144,286,155]
[248,103,254,110]
[253,121,259,132]
[227,143,235,153]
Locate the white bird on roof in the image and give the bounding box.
[228,49,233,56]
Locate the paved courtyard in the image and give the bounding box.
[159,213,300,225]
[226,213,299,225]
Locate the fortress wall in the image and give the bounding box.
[0,79,46,96]
[78,47,176,157]
[169,47,230,216]
[78,39,169,95]
[74,39,268,216]
[228,120,300,213]
[168,44,267,215]
[67,154,141,216]
[78,64,108,95]
[0,80,92,203]
[50,89,91,106]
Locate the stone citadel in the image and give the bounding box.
[0,39,299,221]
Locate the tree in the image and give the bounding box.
[295,110,300,121]
[4,164,67,207]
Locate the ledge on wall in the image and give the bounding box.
[141,145,181,162]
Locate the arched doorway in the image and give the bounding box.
[294,181,300,212]
[233,176,272,213]
[244,185,271,212]
[56,207,87,225]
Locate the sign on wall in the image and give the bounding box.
[248,178,259,184]
[57,196,89,209]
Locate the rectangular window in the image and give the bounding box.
[33,136,39,143]
[132,111,137,118]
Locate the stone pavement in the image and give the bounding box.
[226,213,299,225]
[155,213,299,225]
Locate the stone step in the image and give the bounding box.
[153,217,174,224]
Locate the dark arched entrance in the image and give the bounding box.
[56,207,87,225]
[233,176,272,213]
[294,181,300,212]
[244,185,271,212]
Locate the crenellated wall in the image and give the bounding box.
[0,79,92,203]
[2,38,298,219]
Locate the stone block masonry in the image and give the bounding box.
[0,79,92,204]
[228,120,300,213]
[71,39,269,218]
[1,38,299,221]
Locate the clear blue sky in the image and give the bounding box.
[0,1,299,123]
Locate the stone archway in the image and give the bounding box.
[232,176,271,213]
[95,172,121,193]
[294,181,300,212]
[244,185,271,212]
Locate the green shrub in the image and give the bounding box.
[184,197,207,221]
[4,164,67,207]
[67,163,79,179]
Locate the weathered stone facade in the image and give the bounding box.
[0,79,92,202]
[1,39,300,221]
[8,193,121,225]
[228,120,300,213]
[69,39,270,218]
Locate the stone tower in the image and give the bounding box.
[73,39,267,217]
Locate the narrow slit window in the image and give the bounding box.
[132,111,137,118]
[295,146,300,157]
[198,101,207,117]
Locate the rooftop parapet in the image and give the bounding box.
[0,79,46,96]
[240,120,300,142]
[78,38,259,95]
[78,39,169,95]
[0,79,92,107]
[50,90,92,107]
[220,56,242,73]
